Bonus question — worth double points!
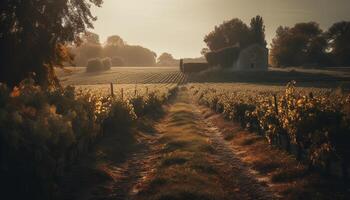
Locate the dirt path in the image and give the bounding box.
[200,114,275,199]
[62,88,276,200]
[131,88,276,200]
[60,128,162,200]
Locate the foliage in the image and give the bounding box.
[102,100,137,134]
[204,18,250,51]
[69,33,157,67]
[157,52,179,66]
[0,0,103,87]
[70,43,103,66]
[326,21,350,66]
[205,46,240,68]
[203,15,266,68]
[0,79,99,199]
[204,15,266,52]
[101,57,112,70]
[86,58,105,73]
[106,35,126,47]
[0,79,177,199]
[190,82,350,179]
[103,44,157,66]
[250,15,267,46]
[270,21,350,67]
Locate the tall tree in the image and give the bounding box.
[204,16,267,52]
[204,18,250,51]
[250,15,267,46]
[270,22,327,67]
[0,0,103,87]
[106,35,125,47]
[326,21,350,66]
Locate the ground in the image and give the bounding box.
[56,66,350,90]
[56,66,350,199]
[59,86,349,200]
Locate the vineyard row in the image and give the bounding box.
[188,82,350,180]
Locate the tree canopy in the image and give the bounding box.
[69,34,157,67]
[270,22,330,67]
[106,35,126,47]
[204,16,266,51]
[326,21,350,66]
[250,16,267,46]
[0,0,103,87]
[157,53,178,66]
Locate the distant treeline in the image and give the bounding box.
[202,16,350,68]
[156,52,206,66]
[69,33,157,67]
[270,21,350,67]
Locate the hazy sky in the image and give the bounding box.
[91,0,350,58]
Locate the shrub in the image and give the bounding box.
[86,58,104,72]
[0,79,177,199]
[130,95,146,117]
[102,100,136,135]
[191,82,350,179]
[101,57,112,70]
[0,79,100,199]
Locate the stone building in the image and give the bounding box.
[232,44,268,71]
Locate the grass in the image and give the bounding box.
[135,96,228,200]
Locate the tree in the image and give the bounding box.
[82,31,101,45]
[270,22,327,67]
[204,18,250,51]
[121,45,156,66]
[270,26,290,66]
[326,21,350,66]
[0,0,103,87]
[250,15,267,46]
[68,32,103,66]
[157,53,178,66]
[200,48,210,56]
[203,16,267,67]
[204,16,267,52]
[106,35,125,47]
[102,35,157,66]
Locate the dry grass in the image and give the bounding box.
[135,97,228,200]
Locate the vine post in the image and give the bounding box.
[110,83,114,97]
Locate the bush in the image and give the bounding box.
[0,79,100,199]
[86,58,104,72]
[0,79,177,199]
[111,56,125,66]
[102,100,136,135]
[101,57,112,70]
[191,82,350,179]
[130,96,146,117]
